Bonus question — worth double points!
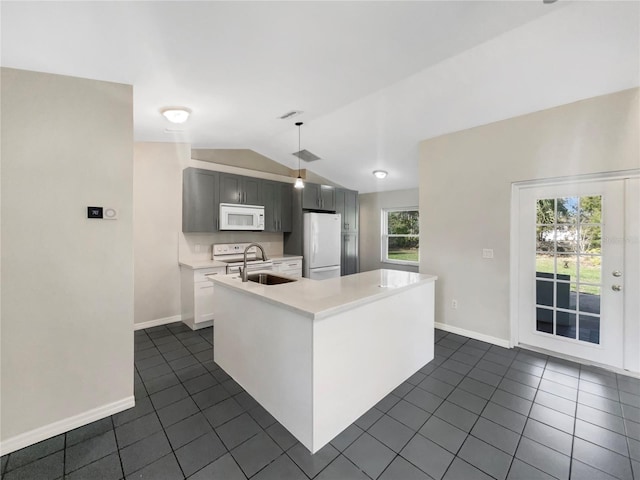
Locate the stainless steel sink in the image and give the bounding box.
[247,273,297,285]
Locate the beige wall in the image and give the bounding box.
[359,189,419,273]
[419,88,639,343]
[134,143,187,325]
[1,68,134,449]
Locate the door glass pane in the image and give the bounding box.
[579,255,601,284]
[556,254,577,281]
[536,280,554,307]
[578,285,600,314]
[536,226,555,252]
[556,311,576,339]
[536,254,555,277]
[579,226,602,254]
[536,199,556,224]
[532,194,604,346]
[557,197,579,224]
[578,314,600,344]
[556,282,573,310]
[556,226,577,253]
[580,196,602,224]
[536,308,553,334]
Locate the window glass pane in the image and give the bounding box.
[580,196,602,224]
[387,210,419,235]
[536,308,553,334]
[578,285,600,315]
[579,314,600,344]
[536,226,555,252]
[557,197,579,224]
[387,237,419,262]
[579,255,601,284]
[556,311,576,339]
[536,199,555,225]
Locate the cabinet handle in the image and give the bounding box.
[238,192,241,202]
[288,263,298,267]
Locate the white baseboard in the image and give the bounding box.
[134,314,182,331]
[435,322,511,349]
[0,396,135,456]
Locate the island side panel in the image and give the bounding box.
[312,281,434,452]
[212,284,314,449]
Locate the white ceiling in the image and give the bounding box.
[2,1,638,193]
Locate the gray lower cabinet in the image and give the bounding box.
[262,181,293,232]
[342,233,359,276]
[219,173,261,205]
[302,183,336,211]
[183,168,218,233]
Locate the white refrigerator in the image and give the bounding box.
[303,212,341,280]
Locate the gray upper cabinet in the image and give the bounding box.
[183,168,218,233]
[219,173,261,205]
[262,180,293,233]
[302,183,336,211]
[335,188,358,232]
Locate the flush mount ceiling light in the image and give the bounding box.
[373,170,388,179]
[293,122,305,189]
[160,107,191,124]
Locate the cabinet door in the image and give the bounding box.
[219,173,243,204]
[279,183,293,232]
[342,233,359,276]
[302,183,320,209]
[335,189,346,228]
[182,168,218,232]
[344,189,358,232]
[320,185,336,211]
[243,176,261,205]
[262,181,278,232]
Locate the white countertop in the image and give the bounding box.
[179,260,227,269]
[210,269,437,320]
[270,255,303,261]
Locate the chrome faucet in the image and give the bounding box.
[240,243,269,282]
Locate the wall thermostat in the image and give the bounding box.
[87,207,103,219]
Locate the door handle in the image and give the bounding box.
[612,285,623,292]
[612,271,622,277]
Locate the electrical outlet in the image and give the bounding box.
[451,299,458,309]
[482,248,494,259]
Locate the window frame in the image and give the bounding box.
[381,206,420,266]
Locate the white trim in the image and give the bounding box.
[518,344,639,379]
[381,206,420,266]
[512,169,640,188]
[435,322,511,349]
[134,314,182,331]
[0,396,135,456]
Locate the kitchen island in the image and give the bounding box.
[210,269,436,453]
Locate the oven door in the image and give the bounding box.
[227,262,274,275]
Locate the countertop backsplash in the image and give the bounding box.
[179,231,284,263]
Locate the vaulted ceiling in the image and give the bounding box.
[2,1,638,192]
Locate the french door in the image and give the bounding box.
[515,175,639,371]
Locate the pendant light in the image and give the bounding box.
[294,121,305,189]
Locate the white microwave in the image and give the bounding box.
[219,203,265,231]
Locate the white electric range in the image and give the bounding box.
[212,243,273,275]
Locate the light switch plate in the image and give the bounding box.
[482,248,494,259]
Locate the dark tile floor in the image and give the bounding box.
[2,323,639,479]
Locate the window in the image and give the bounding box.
[382,208,419,265]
